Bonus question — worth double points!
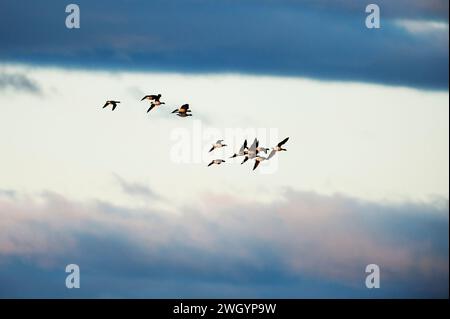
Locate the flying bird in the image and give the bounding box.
[253,155,270,171]
[209,140,227,152]
[172,104,191,114]
[272,137,289,152]
[147,100,165,113]
[207,159,225,167]
[172,104,193,117]
[256,145,270,154]
[230,140,247,158]
[264,137,289,160]
[241,138,258,164]
[103,100,120,111]
[141,94,162,102]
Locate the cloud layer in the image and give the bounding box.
[0,187,447,298]
[0,0,448,89]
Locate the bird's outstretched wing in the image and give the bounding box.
[249,138,258,151]
[239,140,247,153]
[141,95,149,101]
[112,103,117,111]
[253,160,260,171]
[147,104,156,113]
[278,137,289,147]
[207,161,214,167]
[103,102,110,108]
[209,146,215,152]
[180,104,189,110]
[267,149,276,160]
[241,156,249,165]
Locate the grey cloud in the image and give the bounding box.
[0,189,448,298]
[0,72,41,93]
[113,174,160,200]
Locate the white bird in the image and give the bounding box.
[209,140,227,152]
[208,159,225,167]
[241,138,258,164]
[230,140,247,158]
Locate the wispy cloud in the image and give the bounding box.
[395,19,449,34]
[113,174,160,200]
[0,72,40,93]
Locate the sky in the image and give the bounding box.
[0,0,448,298]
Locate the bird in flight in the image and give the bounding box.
[272,137,289,152]
[103,100,120,111]
[172,104,191,114]
[172,104,192,117]
[263,137,289,161]
[209,140,227,152]
[230,140,247,158]
[252,155,270,171]
[141,94,162,102]
[147,100,166,113]
[208,159,225,167]
[241,138,259,164]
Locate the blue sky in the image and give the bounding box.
[0,0,448,298]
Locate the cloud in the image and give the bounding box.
[113,174,160,200]
[395,19,449,34]
[0,0,447,89]
[0,72,40,93]
[0,188,447,298]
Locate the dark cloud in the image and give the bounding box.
[0,0,447,89]
[0,189,448,298]
[0,72,40,93]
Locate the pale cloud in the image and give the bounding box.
[113,174,160,200]
[395,19,449,34]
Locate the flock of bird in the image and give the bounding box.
[208,137,289,171]
[103,94,192,117]
[102,94,289,171]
